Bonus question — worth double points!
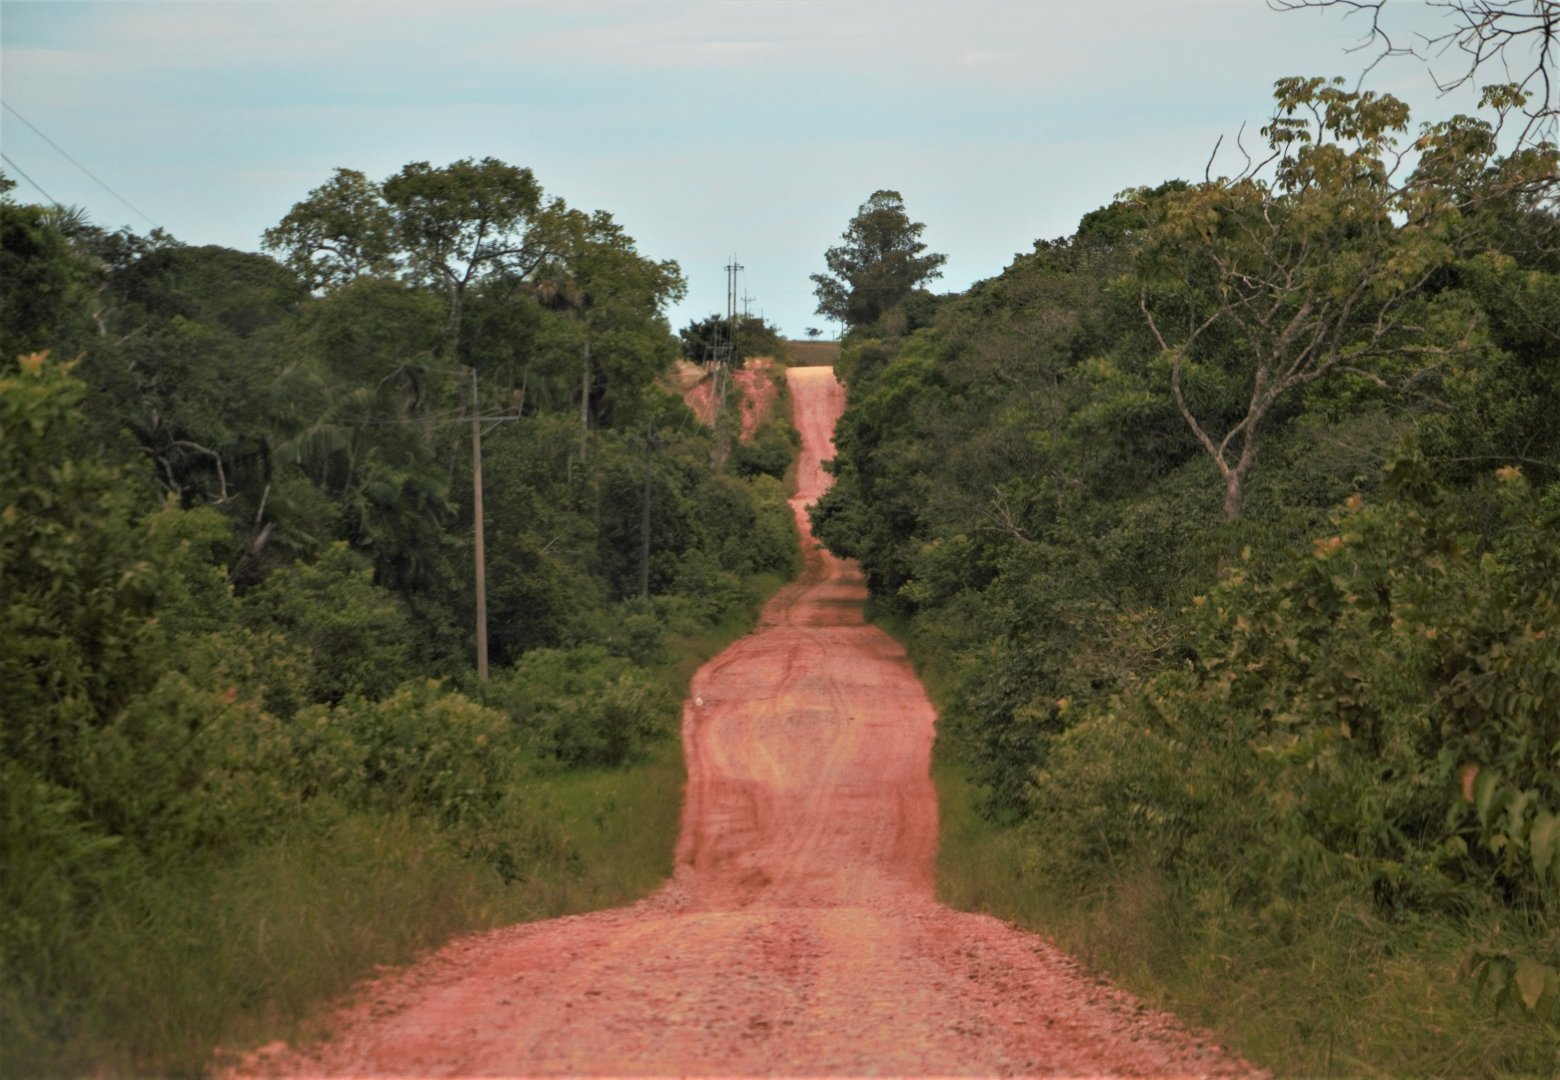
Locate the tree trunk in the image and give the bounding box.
[1223,469,1245,521]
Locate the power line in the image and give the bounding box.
[0,150,61,206]
[1,100,161,230]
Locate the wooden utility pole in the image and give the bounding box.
[578,331,591,468]
[639,420,654,599]
[471,367,489,682]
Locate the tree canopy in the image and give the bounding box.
[811,189,946,331]
[4,153,806,1074]
[1137,75,1557,518]
[1276,0,1560,143]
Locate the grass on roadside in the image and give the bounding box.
[933,748,1560,1079]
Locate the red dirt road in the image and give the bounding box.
[677,357,779,440]
[239,366,1260,1078]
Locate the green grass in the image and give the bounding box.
[4,810,520,1077]
[513,736,687,921]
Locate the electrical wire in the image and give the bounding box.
[0,150,60,206]
[1,100,161,230]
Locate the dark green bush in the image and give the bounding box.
[487,645,678,767]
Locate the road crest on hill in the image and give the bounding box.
[237,365,1262,1078]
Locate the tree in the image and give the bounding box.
[1276,0,1559,144]
[382,157,553,356]
[678,312,783,366]
[0,191,100,367]
[1136,76,1557,520]
[529,207,684,458]
[261,168,396,290]
[811,189,946,330]
[265,158,556,359]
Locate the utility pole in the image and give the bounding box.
[578,329,591,468]
[713,255,743,430]
[725,256,744,335]
[639,419,655,599]
[471,368,489,683]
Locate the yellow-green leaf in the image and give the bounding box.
[1474,769,1502,830]
[1530,810,1559,884]
[1512,956,1553,1013]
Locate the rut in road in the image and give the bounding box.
[239,365,1261,1078]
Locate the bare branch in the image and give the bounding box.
[164,439,230,503]
[1276,0,1559,143]
[1205,133,1225,184]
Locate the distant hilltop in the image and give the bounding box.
[785,339,841,366]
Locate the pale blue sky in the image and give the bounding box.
[1,0,1489,337]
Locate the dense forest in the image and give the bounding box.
[0,159,799,1073]
[6,33,1560,1080]
[811,79,1560,1071]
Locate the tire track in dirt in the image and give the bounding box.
[236,365,1262,1078]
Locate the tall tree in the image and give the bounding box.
[811,189,946,330]
[382,157,553,357]
[526,208,685,461]
[262,168,397,290]
[1136,76,1557,520]
[266,158,556,360]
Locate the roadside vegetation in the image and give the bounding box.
[0,162,796,1076]
[813,77,1559,1076]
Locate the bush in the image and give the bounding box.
[1030,452,1560,1018]
[730,417,799,480]
[240,543,417,707]
[335,680,524,824]
[486,645,677,767]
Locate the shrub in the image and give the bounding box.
[730,417,799,480]
[487,645,677,767]
[239,542,417,707]
[1031,451,1560,1016]
[335,680,523,825]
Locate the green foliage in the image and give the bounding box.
[1135,77,1557,520]
[1,352,164,768]
[487,645,677,768]
[334,680,526,833]
[0,202,96,365]
[1023,456,1560,1036]
[112,243,306,336]
[729,416,799,480]
[678,312,785,365]
[811,189,947,330]
[240,543,416,707]
[262,167,399,289]
[798,77,1560,1072]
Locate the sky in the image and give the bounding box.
[0,0,1494,338]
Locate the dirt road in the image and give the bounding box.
[241,366,1258,1077]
